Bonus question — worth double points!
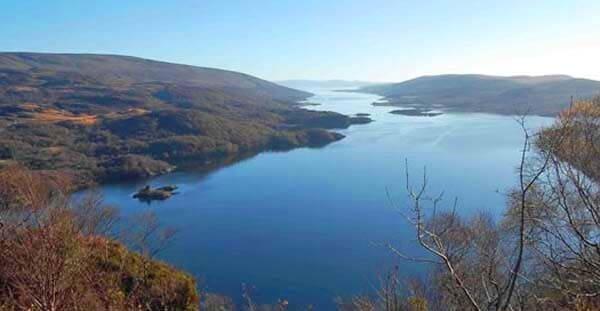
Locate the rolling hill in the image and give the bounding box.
[0,52,311,102]
[0,52,370,185]
[359,74,600,116]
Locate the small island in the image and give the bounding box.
[355,113,370,117]
[133,185,178,201]
[389,108,443,117]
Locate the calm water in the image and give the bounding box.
[85,87,552,308]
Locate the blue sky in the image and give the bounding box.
[1,0,599,81]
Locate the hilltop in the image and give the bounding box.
[359,74,600,116]
[0,52,311,101]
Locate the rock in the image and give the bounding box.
[157,185,178,192]
[133,184,177,202]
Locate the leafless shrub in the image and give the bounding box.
[0,165,198,310]
[70,190,119,236]
[199,292,236,311]
[122,210,178,260]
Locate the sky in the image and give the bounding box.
[1,0,600,82]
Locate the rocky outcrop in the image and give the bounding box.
[133,184,178,201]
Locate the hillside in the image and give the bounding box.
[0,53,370,185]
[359,74,600,116]
[0,52,311,101]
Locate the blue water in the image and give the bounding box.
[85,87,552,309]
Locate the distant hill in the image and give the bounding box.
[0,53,369,185]
[0,52,311,101]
[359,74,600,116]
[277,79,377,90]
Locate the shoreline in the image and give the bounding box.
[354,91,559,118]
[75,113,372,192]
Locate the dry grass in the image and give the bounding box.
[32,109,98,125]
[18,103,40,110]
[12,103,99,125]
[12,104,151,126]
[105,108,150,119]
[11,86,37,92]
[42,146,65,156]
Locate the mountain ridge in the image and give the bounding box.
[359,74,600,116]
[0,52,312,101]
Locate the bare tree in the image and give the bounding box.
[336,268,429,311]
[515,97,600,308]
[388,113,570,311]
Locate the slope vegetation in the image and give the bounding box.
[0,53,370,185]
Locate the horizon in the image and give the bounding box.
[2,0,600,82]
